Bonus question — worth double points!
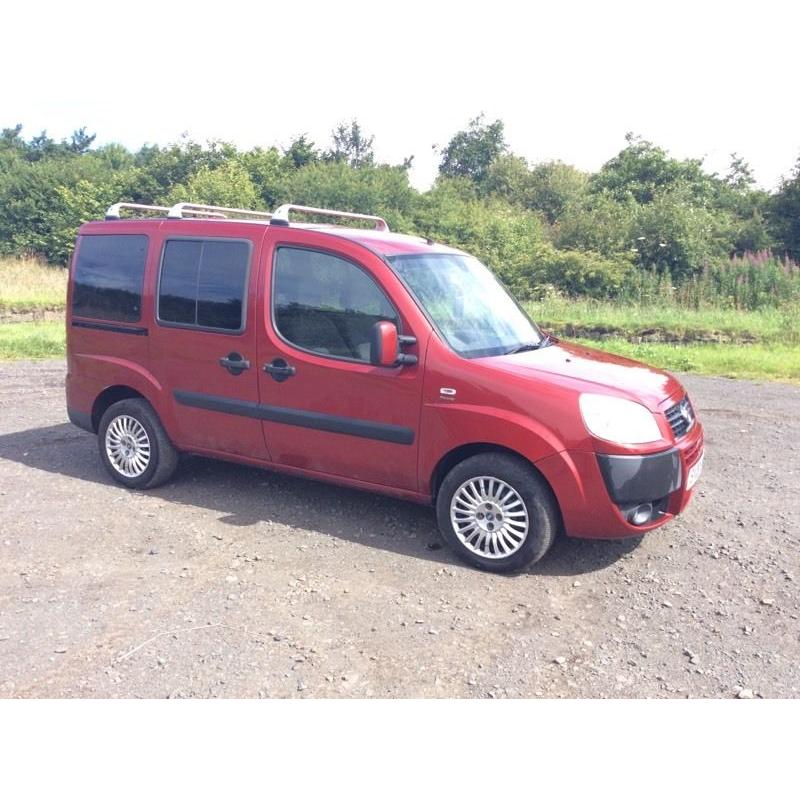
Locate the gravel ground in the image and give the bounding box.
[0,360,798,698]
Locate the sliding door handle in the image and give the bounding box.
[219,353,250,375]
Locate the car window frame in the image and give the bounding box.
[155,235,253,336]
[71,232,150,324]
[270,243,402,366]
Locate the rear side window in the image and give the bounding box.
[72,234,148,322]
[273,247,397,362]
[158,239,250,332]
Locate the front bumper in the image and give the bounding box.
[536,422,704,539]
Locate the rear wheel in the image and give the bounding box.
[436,453,558,573]
[98,398,179,489]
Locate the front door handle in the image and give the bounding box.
[263,358,296,382]
[219,352,250,376]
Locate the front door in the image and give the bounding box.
[256,233,425,491]
[149,228,269,459]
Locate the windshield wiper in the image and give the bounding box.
[505,334,553,355]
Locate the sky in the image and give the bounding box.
[3,0,798,192]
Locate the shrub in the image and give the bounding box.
[501,245,634,300]
[411,180,545,274]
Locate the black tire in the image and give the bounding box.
[97,398,179,489]
[436,452,559,573]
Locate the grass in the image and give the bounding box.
[0,256,67,313]
[0,320,66,360]
[573,338,800,383]
[525,296,800,345]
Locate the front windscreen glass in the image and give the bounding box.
[388,253,542,358]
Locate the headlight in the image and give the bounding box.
[579,393,662,444]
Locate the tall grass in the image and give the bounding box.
[618,251,800,310]
[0,256,67,313]
[526,296,800,345]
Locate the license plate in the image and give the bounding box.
[686,451,704,490]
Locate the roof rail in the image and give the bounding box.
[104,202,227,220]
[104,201,388,230]
[271,204,389,231]
[167,202,272,221]
[105,202,171,220]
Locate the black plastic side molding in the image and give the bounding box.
[173,390,415,445]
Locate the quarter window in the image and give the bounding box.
[273,247,397,362]
[72,234,148,322]
[158,239,250,332]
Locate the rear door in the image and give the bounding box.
[256,230,426,491]
[149,224,269,459]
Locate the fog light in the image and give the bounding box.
[629,502,654,526]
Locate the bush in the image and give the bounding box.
[411,180,545,275]
[283,161,416,229]
[166,160,261,209]
[501,245,634,299]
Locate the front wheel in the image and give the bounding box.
[436,453,559,573]
[98,398,179,489]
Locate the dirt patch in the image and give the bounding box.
[0,360,798,698]
[544,321,760,344]
[0,309,65,324]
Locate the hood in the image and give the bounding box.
[484,340,684,410]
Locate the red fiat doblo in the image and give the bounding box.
[66,201,704,572]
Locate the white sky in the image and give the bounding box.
[3,0,798,191]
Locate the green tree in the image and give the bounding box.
[241,146,288,207]
[284,134,319,169]
[167,160,261,209]
[591,133,719,205]
[412,179,544,279]
[629,187,733,277]
[284,160,415,228]
[552,191,636,256]
[724,153,756,191]
[325,120,375,168]
[438,115,506,185]
[770,156,800,258]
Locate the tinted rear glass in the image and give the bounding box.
[72,234,148,322]
[158,240,201,325]
[158,239,250,331]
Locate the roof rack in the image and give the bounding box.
[166,202,273,221]
[271,204,389,231]
[105,203,171,220]
[103,201,388,230]
[104,201,272,221]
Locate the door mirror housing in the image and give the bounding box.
[370,320,399,366]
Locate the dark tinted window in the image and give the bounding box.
[158,239,249,331]
[72,234,148,322]
[274,247,397,362]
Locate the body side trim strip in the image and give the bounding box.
[174,390,415,445]
[71,320,149,336]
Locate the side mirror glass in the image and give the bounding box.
[370,320,399,367]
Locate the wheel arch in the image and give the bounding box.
[91,385,146,432]
[430,442,556,503]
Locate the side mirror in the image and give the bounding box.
[370,320,399,367]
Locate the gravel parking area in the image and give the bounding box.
[0,360,798,698]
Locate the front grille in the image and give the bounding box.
[665,396,695,439]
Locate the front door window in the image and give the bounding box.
[273,246,398,363]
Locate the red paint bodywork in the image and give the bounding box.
[66,219,704,539]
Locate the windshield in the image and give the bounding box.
[388,253,543,358]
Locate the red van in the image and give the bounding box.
[66,202,704,572]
